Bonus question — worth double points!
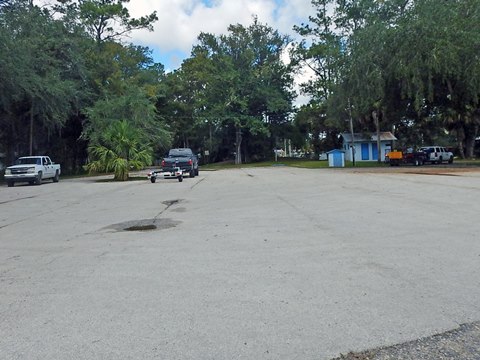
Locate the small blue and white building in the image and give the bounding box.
[340,132,397,162]
[327,149,345,167]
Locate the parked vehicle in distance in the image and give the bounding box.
[4,156,61,187]
[161,148,199,178]
[419,146,454,164]
[385,149,426,166]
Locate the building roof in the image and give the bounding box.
[341,131,397,142]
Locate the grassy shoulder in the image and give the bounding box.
[454,159,480,167]
[200,158,388,171]
[200,157,480,171]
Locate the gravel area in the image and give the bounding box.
[334,322,480,360]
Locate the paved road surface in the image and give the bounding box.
[1,167,479,359]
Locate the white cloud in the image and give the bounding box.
[128,1,258,52]
[293,65,315,108]
[37,0,314,60]
[282,42,315,108]
[273,0,315,35]
[127,0,314,57]
[126,0,315,105]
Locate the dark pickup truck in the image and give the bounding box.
[162,148,199,178]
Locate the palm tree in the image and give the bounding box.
[86,120,152,181]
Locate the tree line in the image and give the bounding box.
[1,0,479,177]
[294,0,480,159]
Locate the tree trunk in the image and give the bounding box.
[235,126,242,164]
[465,137,475,159]
[464,122,478,159]
[4,114,16,164]
[312,128,321,156]
[243,143,249,164]
[29,99,34,156]
[456,126,466,159]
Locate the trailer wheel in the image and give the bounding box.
[150,176,156,183]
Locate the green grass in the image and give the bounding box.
[201,157,480,171]
[200,158,388,170]
[453,159,480,166]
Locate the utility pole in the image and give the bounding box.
[348,98,355,166]
[373,110,381,163]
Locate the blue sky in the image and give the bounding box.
[126,0,315,71]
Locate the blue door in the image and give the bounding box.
[372,144,378,160]
[333,153,342,167]
[361,143,369,160]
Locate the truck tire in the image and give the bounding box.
[7,181,14,187]
[189,168,195,178]
[448,156,453,164]
[178,176,183,182]
[53,170,59,182]
[195,168,199,176]
[150,176,156,183]
[35,171,42,185]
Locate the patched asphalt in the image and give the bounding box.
[1,167,480,359]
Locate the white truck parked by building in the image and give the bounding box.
[5,156,61,187]
[419,146,454,164]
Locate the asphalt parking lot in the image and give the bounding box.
[1,167,480,359]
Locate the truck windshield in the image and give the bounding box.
[15,158,41,165]
[168,150,192,157]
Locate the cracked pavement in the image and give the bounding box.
[1,167,479,359]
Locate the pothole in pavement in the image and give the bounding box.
[106,218,181,232]
[104,199,184,232]
[163,199,182,206]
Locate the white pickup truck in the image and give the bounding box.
[419,146,454,164]
[5,156,61,187]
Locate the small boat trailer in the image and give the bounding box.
[147,167,183,183]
